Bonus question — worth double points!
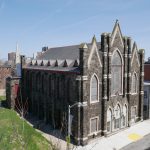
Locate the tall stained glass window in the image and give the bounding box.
[111,50,123,95]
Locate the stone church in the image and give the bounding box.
[22,21,144,145]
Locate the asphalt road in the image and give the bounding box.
[121,133,150,150]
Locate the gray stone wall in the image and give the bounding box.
[22,69,80,142]
[79,41,103,145]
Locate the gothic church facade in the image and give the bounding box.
[22,21,144,145]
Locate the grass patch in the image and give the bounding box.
[0,96,6,102]
[0,108,55,150]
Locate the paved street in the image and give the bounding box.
[76,120,150,150]
[121,133,150,150]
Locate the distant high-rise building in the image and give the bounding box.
[8,52,16,62]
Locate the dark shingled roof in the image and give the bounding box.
[38,45,80,60]
[37,42,101,60]
[24,42,102,73]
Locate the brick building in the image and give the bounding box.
[0,65,12,89]
[143,59,150,119]
[144,58,150,81]
[0,44,21,96]
[0,65,13,96]
[22,21,144,145]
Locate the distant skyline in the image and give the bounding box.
[0,0,150,60]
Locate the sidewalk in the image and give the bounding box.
[76,119,150,150]
[27,118,150,150]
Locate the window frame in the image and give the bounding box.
[111,49,124,96]
[114,104,121,130]
[131,72,138,95]
[131,106,137,120]
[90,116,99,134]
[107,108,113,133]
[90,73,99,103]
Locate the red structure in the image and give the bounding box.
[144,58,150,81]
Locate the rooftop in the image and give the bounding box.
[24,41,101,73]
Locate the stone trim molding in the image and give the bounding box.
[128,54,132,58]
[103,74,107,79]
[75,137,88,141]
[126,92,131,95]
[102,130,107,133]
[88,130,101,136]
[124,54,128,57]
[80,101,88,107]
[140,91,144,95]
[108,52,112,57]
[82,76,88,81]
[141,72,144,76]
[103,96,108,100]
[103,52,108,57]
[76,76,88,81]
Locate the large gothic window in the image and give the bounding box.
[131,73,137,94]
[111,50,123,95]
[90,74,99,102]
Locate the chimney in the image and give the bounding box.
[42,46,48,52]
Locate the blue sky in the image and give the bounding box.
[0,0,150,60]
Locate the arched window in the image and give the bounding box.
[114,104,121,129]
[131,73,137,94]
[122,105,127,127]
[111,50,123,95]
[90,74,99,102]
[107,108,112,132]
[131,106,136,122]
